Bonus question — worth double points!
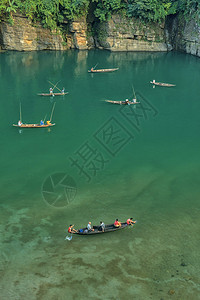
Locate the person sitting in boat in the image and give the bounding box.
[40,120,44,125]
[87,221,94,232]
[91,67,94,72]
[114,219,121,227]
[124,99,129,105]
[61,88,65,94]
[153,79,155,84]
[68,224,77,234]
[49,87,54,96]
[99,221,105,232]
[46,120,51,125]
[132,98,137,103]
[127,218,136,226]
[18,120,22,126]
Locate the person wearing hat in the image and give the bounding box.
[87,221,94,232]
[123,99,129,105]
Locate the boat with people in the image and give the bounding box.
[88,68,119,73]
[13,123,55,128]
[150,80,176,87]
[105,99,140,105]
[38,92,68,96]
[13,102,56,129]
[74,222,134,235]
[38,80,68,96]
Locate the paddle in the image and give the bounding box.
[50,102,56,122]
[48,80,61,92]
[65,235,73,241]
[132,85,137,102]
[19,102,22,122]
[93,63,98,70]
[43,114,47,123]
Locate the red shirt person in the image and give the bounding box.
[68,224,77,233]
[114,219,121,227]
[127,218,136,225]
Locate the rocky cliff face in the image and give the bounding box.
[166,15,200,57]
[0,13,68,51]
[95,15,171,52]
[0,12,199,57]
[0,13,90,51]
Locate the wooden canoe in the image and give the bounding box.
[105,100,140,105]
[88,68,119,73]
[37,92,68,96]
[74,222,132,235]
[13,123,55,128]
[150,81,176,87]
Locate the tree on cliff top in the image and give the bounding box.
[0,0,199,28]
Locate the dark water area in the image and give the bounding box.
[0,50,200,299]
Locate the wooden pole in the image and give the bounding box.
[50,102,56,122]
[132,85,137,100]
[48,80,61,92]
[93,63,98,70]
[20,102,22,122]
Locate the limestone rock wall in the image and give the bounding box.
[0,12,199,57]
[95,15,171,52]
[0,14,68,51]
[66,18,90,49]
[169,15,200,57]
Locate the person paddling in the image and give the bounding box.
[124,99,129,105]
[87,221,94,232]
[114,219,121,227]
[49,87,54,96]
[127,218,136,226]
[99,221,105,232]
[68,224,77,233]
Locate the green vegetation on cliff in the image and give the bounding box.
[0,0,199,29]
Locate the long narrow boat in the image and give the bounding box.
[38,92,68,96]
[88,68,119,73]
[150,81,176,87]
[105,100,140,105]
[13,123,55,128]
[74,222,132,235]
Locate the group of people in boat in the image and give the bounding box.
[17,120,52,126]
[123,98,137,105]
[49,87,65,96]
[67,218,136,234]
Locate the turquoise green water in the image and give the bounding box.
[0,50,200,299]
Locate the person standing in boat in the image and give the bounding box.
[61,88,65,94]
[127,218,136,226]
[99,221,105,232]
[68,224,77,233]
[87,221,94,232]
[114,219,121,227]
[18,120,22,126]
[49,87,54,96]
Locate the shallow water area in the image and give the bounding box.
[0,50,200,299]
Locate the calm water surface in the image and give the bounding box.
[0,50,200,300]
